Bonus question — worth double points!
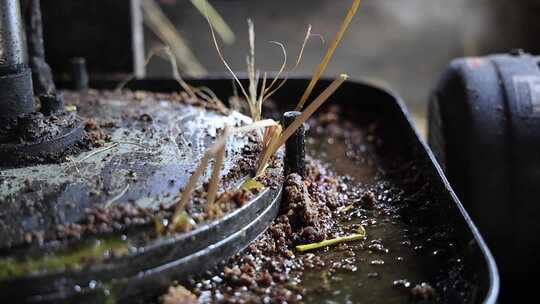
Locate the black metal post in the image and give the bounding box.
[0,0,35,124]
[283,111,306,177]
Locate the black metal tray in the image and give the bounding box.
[0,77,499,303]
[116,77,499,303]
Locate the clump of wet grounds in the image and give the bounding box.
[182,159,347,303]
[169,106,474,304]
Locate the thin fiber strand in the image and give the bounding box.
[296,0,360,110]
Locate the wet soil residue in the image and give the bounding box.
[175,106,475,304]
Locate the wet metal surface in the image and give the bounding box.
[0,94,252,248]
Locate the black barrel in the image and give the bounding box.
[428,51,540,301]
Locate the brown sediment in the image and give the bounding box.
[282,173,328,243]
[160,285,198,304]
[185,159,353,303]
[55,204,153,240]
[84,117,112,148]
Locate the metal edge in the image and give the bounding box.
[1,177,283,299]
[348,76,501,303]
[28,186,282,303]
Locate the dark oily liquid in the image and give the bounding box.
[301,132,440,303]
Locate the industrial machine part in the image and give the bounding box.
[0,78,499,303]
[0,80,283,302]
[0,0,35,120]
[428,51,540,301]
[0,0,83,166]
[0,2,283,302]
[0,0,499,302]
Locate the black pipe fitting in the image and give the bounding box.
[0,68,35,121]
[283,111,306,177]
[40,92,64,116]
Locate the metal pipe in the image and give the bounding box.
[0,0,34,123]
[0,0,28,70]
[22,0,56,95]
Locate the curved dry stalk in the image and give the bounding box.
[191,88,214,103]
[161,49,228,107]
[79,143,120,162]
[296,0,361,111]
[105,184,131,208]
[207,127,230,205]
[196,86,219,102]
[262,25,314,102]
[255,72,268,121]
[192,86,229,113]
[116,45,198,99]
[296,25,313,67]
[205,6,250,104]
[310,33,325,45]
[115,45,226,107]
[161,47,197,98]
[115,46,167,92]
[262,41,287,98]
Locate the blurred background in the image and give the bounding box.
[140,0,540,132]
